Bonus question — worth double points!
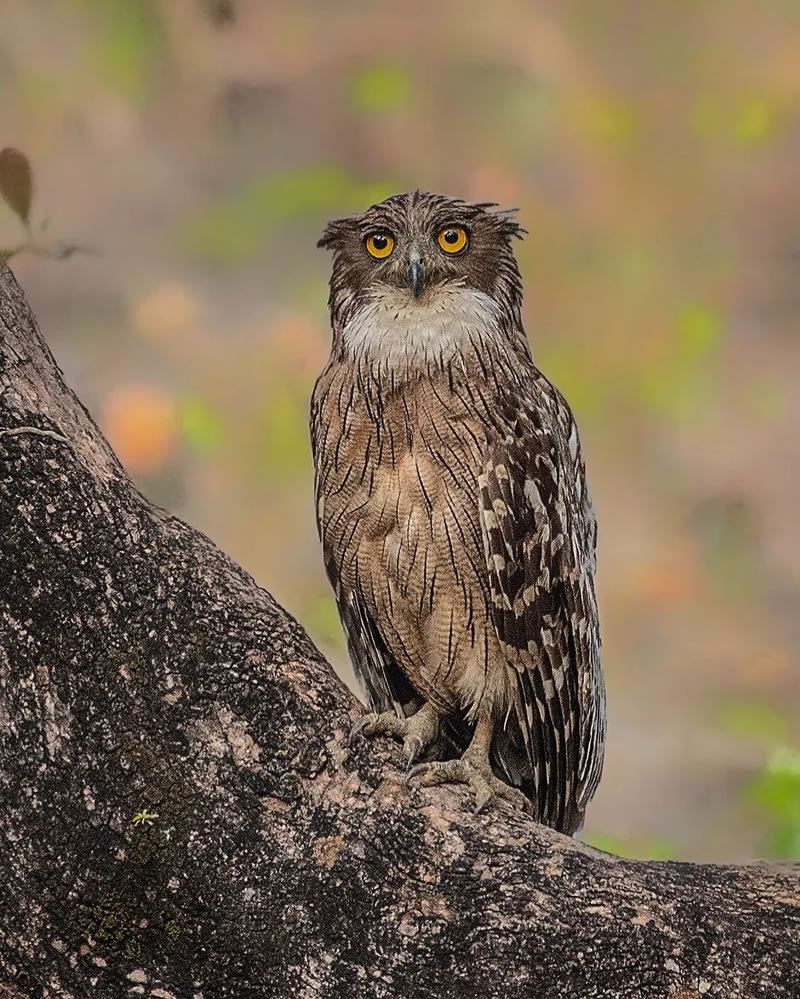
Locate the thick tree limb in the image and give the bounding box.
[0,259,797,999]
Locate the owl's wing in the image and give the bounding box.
[479,423,605,832]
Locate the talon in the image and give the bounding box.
[473,783,494,814]
[349,706,441,771]
[408,760,459,788]
[348,717,372,745]
[495,786,531,814]
[405,737,422,769]
[406,755,529,815]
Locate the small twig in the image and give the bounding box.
[30,242,95,261]
[0,246,26,261]
[0,425,70,445]
[0,241,95,262]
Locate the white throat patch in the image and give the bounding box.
[341,283,502,377]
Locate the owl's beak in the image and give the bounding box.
[409,261,424,298]
[408,248,425,298]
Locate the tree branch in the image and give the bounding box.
[0,259,797,999]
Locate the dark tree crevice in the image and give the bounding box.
[0,259,797,998]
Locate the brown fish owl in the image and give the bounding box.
[311,191,605,833]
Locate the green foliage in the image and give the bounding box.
[747,748,800,859]
[676,303,723,360]
[692,95,782,146]
[718,700,800,860]
[537,341,606,419]
[350,65,413,112]
[259,385,309,476]
[82,0,165,100]
[304,592,344,646]
[178,397,224,455]
[733,98,777,146]
[716,700,788,745]
[583,833,676,861]
[640,301,724,420]
[576,95,640,147]
[180,165,398,262]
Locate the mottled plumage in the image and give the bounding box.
[311,191,605,833]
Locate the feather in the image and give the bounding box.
[479,384,605,832]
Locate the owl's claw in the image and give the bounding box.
[473,783,495,814]
[349,712,405,746]
[349,705,440,768]
[407,757,531,816]
[405,737,423,770]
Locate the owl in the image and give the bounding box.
[311,191,605,834]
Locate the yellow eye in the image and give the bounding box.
[366,232,394,259]
[437,226,468,254]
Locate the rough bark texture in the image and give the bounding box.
[0,259,797,999]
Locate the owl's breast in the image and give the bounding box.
[313,368,495,710]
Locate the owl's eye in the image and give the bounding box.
[437,226,468,254]
[365,232,395,259]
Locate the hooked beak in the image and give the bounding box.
[408,248,424,298]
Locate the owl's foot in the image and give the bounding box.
[408,754,531,815]
[349,703,440,769]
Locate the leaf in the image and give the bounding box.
[0,147,34,225]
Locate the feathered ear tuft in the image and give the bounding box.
[492,208,526,242]
[317,216,356,250]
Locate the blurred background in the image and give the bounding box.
[1,0,798,863]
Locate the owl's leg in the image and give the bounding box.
[349,701,440,769]
[408,709,531,815]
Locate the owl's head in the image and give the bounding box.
[319,191,525,335]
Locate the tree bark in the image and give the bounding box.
[0,259,797,999]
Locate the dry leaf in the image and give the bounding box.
[0,147,33,225]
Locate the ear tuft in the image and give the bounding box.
[492,208,526,241]
[317,216,356,250]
